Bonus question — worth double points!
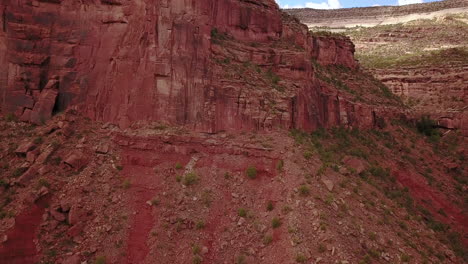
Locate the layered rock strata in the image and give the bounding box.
[0,0,398,132]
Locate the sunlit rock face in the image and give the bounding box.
[0,0,397,133]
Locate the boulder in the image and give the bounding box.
[63,151,88,170]
[68,205,86,226]
[16,165,39,185]
[36,145,55,164]
[50,209,66,222]
[15,142,36,156]
[343,156,366,174]
[321,178,334,192]
[29,89,58,125]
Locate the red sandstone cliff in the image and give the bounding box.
[0,0,401,132]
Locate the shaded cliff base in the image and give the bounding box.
[0,111,466,263]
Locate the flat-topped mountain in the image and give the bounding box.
[285,0,468,29]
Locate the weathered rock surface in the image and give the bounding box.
[0,0,398,132]
[372,65,468,135]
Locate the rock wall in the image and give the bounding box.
[373,65,468,135]
[0,0,397,133]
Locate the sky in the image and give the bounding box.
[276,0,444,9]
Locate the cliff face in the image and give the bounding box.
[0,0,399,133]
[374,64,468,134]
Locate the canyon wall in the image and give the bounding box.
[373,65,468,134]
[0,0,398,133]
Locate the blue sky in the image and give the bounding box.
[276,0,443,9]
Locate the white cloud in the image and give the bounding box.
[398,0,424,5]
[281,0,342,9]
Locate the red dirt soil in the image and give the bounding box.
[0,195,50,264]
[395,169,468,236]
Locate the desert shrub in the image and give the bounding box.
[5,113,17,122]
[195,220,205,230]
[263,234,273,245]
[295,254,307,263]
[272,217,282,228]
[266,201,274,211]
[298,185,310,196]
[416,116,439,138]
[192,256,202,264]
[276,160,284,171]
[246,166,257,179]
[238,208,247,218]
[33,137,43,144]
[12,167,28,178]
[183,172,199,186]
[122,179,131,189]
[94,256,106,264]
[266,69,281,85]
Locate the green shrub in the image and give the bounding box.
[266,201,274,211]
[5,113,17,122]
[318,243,326,253]
[94,256,106,264]
[303,151,313,160]
[33,137,43,145]
[38,178,50,188]
[12,167,28,178]
[266,69,281,85]
[295,254,307,263]
[272,217,282,228]
[263,235,273,245]
[183,172,199,186]
[196,220,205,230]
[192,256,202,264]
[416,116,439,137]
[175,162,183,170]
[246,166,257,179]
[276,160,284,171]
[122,179,131,189]
[238,208,247,218]
[298,185,310,196]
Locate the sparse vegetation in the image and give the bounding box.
[263,235,273,245]
[276,160,284,171]
[272,217,282,228]
[298,185,310,196]
[266,201,274,211]
[94,256,106,264]
[12,167,28,178]
[246,166,257,179]
[238,208,247,218]
[122,179,131,189]
[295,254,307,263]
[416,115,440,141]
[183,172,199,186]
[195,220,205,230]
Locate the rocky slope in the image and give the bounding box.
[0,110,466,264]
[0,0,467,264]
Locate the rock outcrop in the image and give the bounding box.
[373,65,468,135]
[0,0,400,132]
